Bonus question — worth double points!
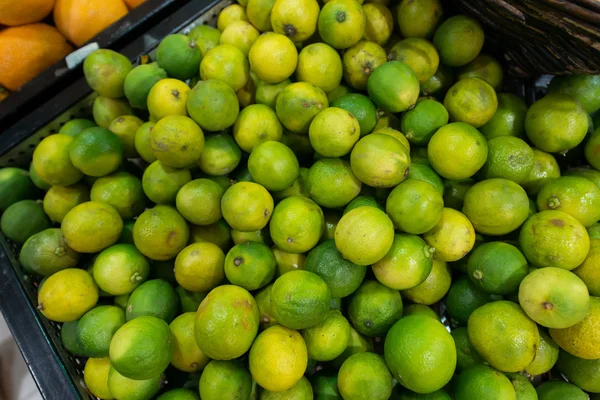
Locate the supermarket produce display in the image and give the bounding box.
[1,0,600,399]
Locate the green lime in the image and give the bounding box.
[248,141,299,191]
[480,136,535,184]
[310,370,341,399]
[536,381,588,400]
[199,360,252,400]
[386,179,443,234]
[83,357,113,399]
[221,182,274,232]
[142,160,191,205]
[433,15,484,67]
[331,94,378,136]
[456,54,503,89]
[548,74,600,114]
[522,149,561,196]
[83,49,132,98]
[296,43,343,94]
[69,127,123,177]
[270,196,324,253]
[565,167,600,189]
[367,61,420,113]
[405,164,443,196]
[261,376,313,400]
[467,242,529,295]
[342,41,387,91]
[254,284,277,328]
[255,79,292,110]
[124,62,167,110]
[388,38,440,83]
[176,179,224,226]
[174,242,225,292]
[77,305,125,357]
[445,275,498,326]
[134,121,157,163]
[586,128,600,170]
[348,280,402,337]
[92,97,133,129]
[92,244,149,295]
[537,176,600,227]
[451,327,484,372]
[133,205,189,261]
[504,373,536,400]
[556,349,600,393]
[188,24,221,56]
[176,286,206,313]
[19,228,79,276]
[396,0,443,38]
[525,329,559,376]
[403,304,439,320]
[158,389,200,400]
[480,93,527,139]
[453,365,516,400]
[200,44,249,92]
[402,259,452,305]
[42,183,89,224]
[125,279,178,323]
[107,366,163,400]
[309,107,360,157]
[156,34,202,81]
[59,118,97,137]
[401,99,449,146]
[224,241,276,291]
[1,200,50,244]
[338,353,392,400]
[197,133,242,176]
[343,195,384,215]
[420,64,453,98]
[442,179,473,210]
[90,171,146,219]
[307,158,362,208]
[276,82,329,134]
[107,115,143,158]
[444,77,498,128]
[302,309,350,361]
[187,79,240,132]
[231,228,271,245]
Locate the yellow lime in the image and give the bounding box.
[444,78,498,128]
[220,21,259,55]
[90,171,147,219]
[133,205,190,261]
[342,41,387,91]
[61,201,122,253]
[200,44,249,92]
[142,160,191,205]
[249,32,298,84]
[170,312,210,372]
[217,4,248,31]
[363,3,393,46]
[176,179,224,226]
[338,353,392,400]
[318,0,366,50]
[276,82,329,134]
[350,133,410,188]
[422,208,475,262]
[402,259,451,305]
[270,195,324,253]
[43,183,89,223]
[396,0,443,38]
[108,115,143,158]
[270,0,320,42]
[33,134,83,186]
[309,107,360,157]
[175,242,225,292]
[388,38,439,83]
[221,182,274,231]
[147,78,190,120]
[433,15,484,67]
[187,79,240,132]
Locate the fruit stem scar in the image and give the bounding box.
[473,270,483,280]
[172,89,180,99]
[543,301,554,310]
[336,11,346,22]
[54,247,66,257]
[287,237,293,243]
[234,257,243,266]
[283,24,297,37]
[547,196,560,209]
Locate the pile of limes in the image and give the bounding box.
[2,0,600,398]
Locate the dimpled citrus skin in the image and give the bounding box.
[550,296,600,360]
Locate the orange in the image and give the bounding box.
[0,24,73,91]
[0,0,55,26]
[54,0,129,47]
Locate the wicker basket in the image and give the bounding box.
[453,0,600,76]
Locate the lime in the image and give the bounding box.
[363,3,393,46]
[220,21,260,55]
[330,325,373,369]
[522,149,561,196]
[255,79,292,110]
[61,320,85,356]
[271,270,331,329]
[565,167,600,189]
[388,38,439,83]
[403,304,439,320]
[92,97,132,129]
[504,373,536,400]
[467,242,528,295]
[169,312,210,373]
[342,41,387,91]
[233,104,283,152]
[317,0,366,50]
[406,163,444,194]
[158,389,200,400]
[1,200,50,244]
[536,381,588,400]
[224,241,275,290]
[481,136,535,184]
[537,176,600,227]
[61,201,122,254]
[19,228,79,276]
[261,376,313,400]
[480,93,528,139]
[548,74,600,114]
[519,210,590,270]
[402,259,451,305]
[525,93,588,153]
[273,167,310,200]
[401,99,449,146]
[77,305,125,357]
[200,44,249,92]
[453,365,516,400]
[309,107,360,157]
[372,234,434,290]
[556,349,600,393]
[549,296,600,360]
[433,15,484,67]
[83,49,132,98]
[147,78,190,120]
[457,54,503,89]
[133,205,189,261]
[420,64,453,98]
[331,94,378,137]
[525,329,559,376]
[270,196,324,253]
[351,133,410,188]
[385,315,456,393]
[187,79,239,132]
[586,128,600,170]
[396,0,443,38]
[302,309,350,361]
[142,160,191,205]
[134,121,157,163]
[276,82,329,134]
[444,77,498,128]
[188,24,221,56]
[231,228,272,245]
[386,179,443,234]
[338,353,392,400]
[107,115,143,158]
[176,286,206,313]
[92,244,149,295]
[83,358,113,400]
[176,179,224,226]
[107,366,163,400]
[248,141,299,191]
[197,133,242,176]
[348,280,402,337]
[367,61,420,113]
[124,62,167,110]
[468,301,539,372]
[462,178,530,236]
[195,285,259,360]
[125,279,178,322]
[249,325,307,392]
[255,284,277,328]
[445,276,497,326]
[150,115,205,169]
[249,32,298,84]
[59,118,97,137]
[442,179,473,210]
[296,43,343,94]
[221,182,274,231]
[451,327,484,372]
[175,242,225,292]
[422,208,475,262]
[307,158,362,208]
[90,172,146,220]
[217,4,248,31]
[335,206,394,266]
[344,195,384,215]
[573,238,600,296]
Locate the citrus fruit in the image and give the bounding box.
[519,267,590,329]
[175,242,225,292]
[125,279,178,322]
[401,99,448,146]
[342,41,387,91]
[187,79,240,132]
[156,34,202,81]
[233,104,283,153]
[565,166,600,189]
[359,2,391,45]
[389,38,439,83]
[296,43,343,94]
[0,167,38,211]
[586,129,600,170]
[108,115,143,159]
[457,54,503,89]
[372,233,434,291]
[420,64,453,98]
[92,244,149,295]
[536,381,588,400]
[220,21,260,55]
[350,133,410,188]
[224,241,276,290]
[453,365,516,400]
[150,116,204,169]
[200,44,249,92]
[557,349,600,393]
[189,24,221,55]
[330,94,378,136]
[158,389,200,400]
[403,304,439,320]
[255,79,292,109]
[61,320,85,357]
[0,199,50,244]
[549,296,600,360]
[246,0,276,31]
[231,227,272,245]
[347,280,402,337]
[37,268,99,322]
[525,329,559,376]
[386,179,443,234]
[169,312,210,373]
[396,0,443,38]
[335,206,394,265]
[367,61,420,113]
[428,122,488,179]
[123,62,167,110]
[109,315,173,380]
[147,78,191,120]
[68,127,123,177]
[467,241,528,295]
[255,284,277,328]
[304,239,366,298]
[548,74,600,114]
[318,0,366,49]
[107,366,163,400]
[344,195,384,215]
[270,0,320,42]
[442,179,473,210]
[385,315,456,393]
[270,270,331,329]
[133,121,157,163]
[480,93,528,139]
[406,163,444,195]
[302,309,350,361]
[93,97,133,129]
[217,4,248,31]
[19,228,80,276]
[537,176,600,227]
[451,327,484,372]
[309,107,360,157]
[468,301,539,372]
[200,360,252,400]
[573,238,600,296]
[249,325,307,392]
[176,286,206,313]
[444,77,498,128]
[76,305,125,358]
[142,160,192,205]
[83,357,113,400]
[519,210,590,270]
[307,158,362,208]
[197,134,241,176]
[525,93,588,153]
[249,32,298,84]
[522,149,561,196]
[90,172,146,219]
[422,208,475,262]
[480,136,535,184]
[261,376,313,400]
[248,141,299,191]
[83,49,133,99]
[221,182,274,231]
[33,134,84,186]
[433,15,484,67]
[402,258,451,305]
[61,201,122,253]
[338,353,392,400]
[269,196,324,253]
[273,167,310,200]
[176,179,224,226]
[272,245,306,276]
[59,118,97,137]
[133,205,190,261]
[462,178,530,235]
[330,325,372,368]
[276,82,329,134]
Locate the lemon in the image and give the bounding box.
[335,206,394,266]
[169,312,210,373]
[309,107,360,157]
[342,41,387,91]
[175,242,225,292]
[37,268,99,322]
[61,201,122,253]
[200,44,249,92]
[221,182,274,231]
[270,0,320,42]
[249,325,307,392]
[133,205,189,261]
[318,0,366,50]
[147,78,190,120]
[249,32,298,84]
[423,208,475,262]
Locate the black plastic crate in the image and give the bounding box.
[0,0,230,398]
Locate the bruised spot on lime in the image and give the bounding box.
[550,219,564,227]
